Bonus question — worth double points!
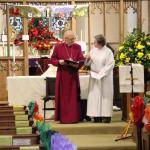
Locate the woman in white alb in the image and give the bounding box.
[86,35,114,123]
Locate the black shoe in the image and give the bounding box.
[85,116,91,121]
[94,117,102,123]
[103,117,111,123]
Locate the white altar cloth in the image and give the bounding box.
[7,75,90,106]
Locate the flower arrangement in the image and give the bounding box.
[28,18,60,51]
[115,29,150,68]
[14,18,61,52]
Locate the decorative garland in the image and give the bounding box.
[28,101,76,150]
[143,98,150,133]
[131,96,144,125]
[9,5,88,18]
[130,96,150,134]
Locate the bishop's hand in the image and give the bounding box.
[59,60,65,65]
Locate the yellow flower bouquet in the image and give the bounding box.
[115,29,150,68]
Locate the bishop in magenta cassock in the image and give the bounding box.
[50,30,84,123]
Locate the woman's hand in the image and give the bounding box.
[85,54,90,60]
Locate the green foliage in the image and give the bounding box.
[115,29,150,67]
[36,121,51,150]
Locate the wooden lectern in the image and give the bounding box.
[119,64,144,121]
[116,64,144,143]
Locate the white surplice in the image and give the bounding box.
[87,46,114,117]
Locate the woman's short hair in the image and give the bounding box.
[94,34,106,46]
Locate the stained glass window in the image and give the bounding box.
[9,17,22,32]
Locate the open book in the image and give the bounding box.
[64,59,79,65]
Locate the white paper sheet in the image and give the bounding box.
[90,71,102,80]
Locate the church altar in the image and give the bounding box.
[7,75,90,106]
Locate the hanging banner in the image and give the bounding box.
[8,4,88,31]
[50,5,88,31]
[9,5,43,18]
[73,5,88,17]
[8,4,88,18]
[51,5,88,17]
[51,5,74,31]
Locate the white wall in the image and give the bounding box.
[142,1,149,33]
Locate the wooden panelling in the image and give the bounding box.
[0,59,8,101]
[0,58,24,101]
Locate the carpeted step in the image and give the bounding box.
[0,135,12,146]
[13,134,40,146]
[112,111,122,122]
[66,134,136,150]
[0,145,44,150]
[0,106,13,111]
[0,110,28,115]
[0,126,36,135]
[0,106,26,111]
[0,114,16,120]
[0,134,40,146]
[0,114,30,121]
[0,104,42,149]
[48,111,135,150]
[50,121,131,135]
[0,101,9,106]
[0,120,33,127]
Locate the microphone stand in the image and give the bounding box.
[116,64,143,150]
[130,63,134,99]
[35,61,43,74]
[130,63,142,150]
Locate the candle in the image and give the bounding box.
[12,44,15,65]
[2,30,5,56]
[2,30,4,47]
[81,29,83,41]
[46,8,50,17]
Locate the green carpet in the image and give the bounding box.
[47,111,136,150]
[66,134,136,150]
